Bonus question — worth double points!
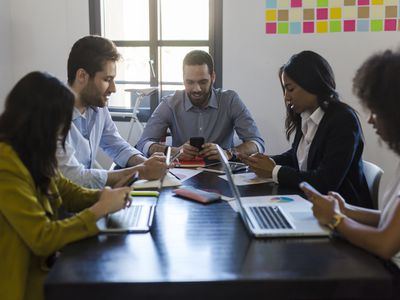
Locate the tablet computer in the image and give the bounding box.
[198,162,247,174]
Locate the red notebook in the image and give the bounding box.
[175,156,205,168]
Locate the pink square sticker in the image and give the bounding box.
[291,0,302,7]
[266,23,277,34]
[384,19,397,31]
[344,20,355,31]
[303,22,314,33]
[316,8,328,20]
[358,0,369,5]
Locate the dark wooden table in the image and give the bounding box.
[45,172,395,299]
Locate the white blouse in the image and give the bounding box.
[378,161,400,267]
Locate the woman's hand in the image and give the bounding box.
[89,186,132,219]
[239,153,276,178]
[301,186,340,225]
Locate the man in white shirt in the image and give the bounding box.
[57,35,166,188]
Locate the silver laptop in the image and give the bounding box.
[97,147,171,233]
[216,146,329,237]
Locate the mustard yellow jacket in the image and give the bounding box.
[0,143,101,300]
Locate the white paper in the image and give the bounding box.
[219,172,274,186]
[132,172,181,189]
[169,168,202,182]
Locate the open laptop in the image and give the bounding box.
[216,145,329,237]
[97,147,171,233]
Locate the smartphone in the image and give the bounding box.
[299,182,323,198]
[190,137,205,151]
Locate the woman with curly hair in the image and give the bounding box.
[301,49,400,266]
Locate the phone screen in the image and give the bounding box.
[190,137,205,150]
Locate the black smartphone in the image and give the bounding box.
[190,137,205,151]
[299,182,323,198]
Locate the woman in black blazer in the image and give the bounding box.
[241,51,372,208]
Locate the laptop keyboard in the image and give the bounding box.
[249,206,293,229]
[108,205,143,227]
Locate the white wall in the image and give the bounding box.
[9,0,89,84]
[0,0,12,110]
[223,0,398,199]
[3,0,397,200]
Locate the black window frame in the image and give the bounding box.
[89,0,223,122]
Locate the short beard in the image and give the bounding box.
[80,81,106,108]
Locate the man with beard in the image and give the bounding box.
[136,50,265,161]
[57,35,167,188]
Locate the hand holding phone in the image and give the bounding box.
[190,137,205,151]
[299,181,323,202]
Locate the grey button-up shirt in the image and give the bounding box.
[136,88,265,155]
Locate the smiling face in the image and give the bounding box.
[80,60,117,108]
[281,71,319,114]
[183,64,215,108]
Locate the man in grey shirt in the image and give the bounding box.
[136,50,265,161]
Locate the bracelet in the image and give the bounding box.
[327,213,345,230]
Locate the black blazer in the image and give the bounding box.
[272,103,372,208]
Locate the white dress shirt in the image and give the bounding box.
[272,107,325,182]
[57,106,141,188]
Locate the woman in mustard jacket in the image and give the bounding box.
[0,72,133,300]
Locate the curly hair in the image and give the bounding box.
[353,49,400,156]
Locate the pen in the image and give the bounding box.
[170,149,183,163]
[168,170,181,180]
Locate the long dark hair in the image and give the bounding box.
[353,49,400,156]
[0,72,75,194]
[280,51,342,140]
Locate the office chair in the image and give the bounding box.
[363,160,383,209]
[107,87,159,171]
[124,87,159,147]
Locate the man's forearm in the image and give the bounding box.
[148,143,167,156]
[126,154,146,167]
[234,141,259,156]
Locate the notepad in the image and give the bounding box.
[175,157,205,168]
[132,172,182,189]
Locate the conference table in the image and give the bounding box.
[45,171,396,300]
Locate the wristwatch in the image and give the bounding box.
[225,148,237,161]
[327,213,345,230]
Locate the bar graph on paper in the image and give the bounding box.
[265,0,400,34]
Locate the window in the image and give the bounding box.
[89,0,222,121]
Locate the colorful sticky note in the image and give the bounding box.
[264,0,399,35]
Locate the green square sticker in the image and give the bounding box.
[278,22,289,34]
[317,0,328,7]
[330,21,342,32]
[371,20,383,31]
